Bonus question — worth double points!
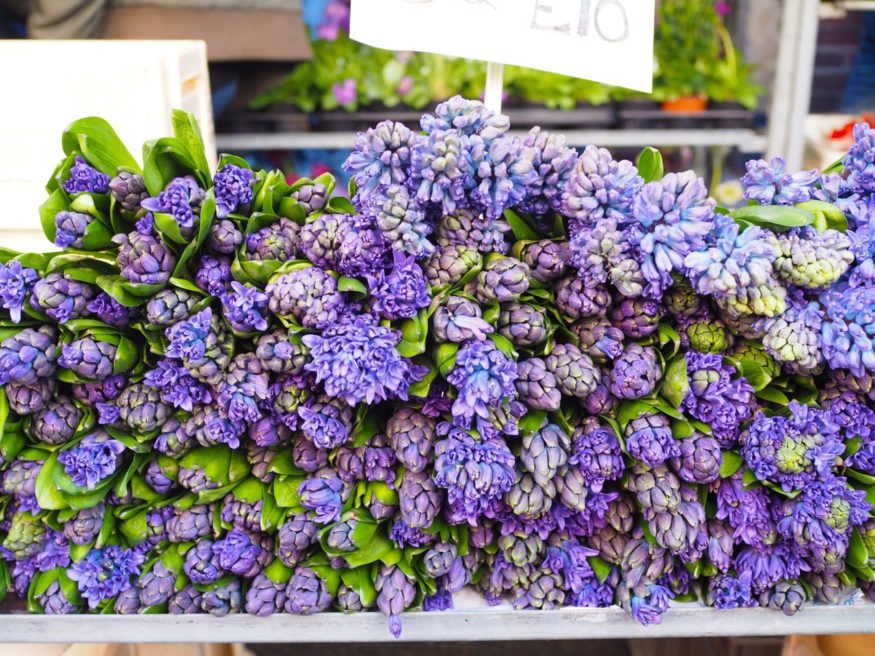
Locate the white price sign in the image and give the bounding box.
[349,0,654,93]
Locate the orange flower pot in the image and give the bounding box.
[661,96,707,113]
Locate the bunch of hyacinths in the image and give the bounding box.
[4,100,875,635]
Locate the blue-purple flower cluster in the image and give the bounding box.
[4,101,875,633]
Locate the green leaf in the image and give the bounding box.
[848,529,870,569]
[616,400,653,432]
[661,355,689,409]
[171,109,211,188]
[327,196,355,214]
[251,560,289,591]
[113,336,139,374]
[80,219,115,251]
[587,556,613,584]
[272,476,306,508]
[503,209,539,241]
[796,200,848,233]
[657,323,681,358]
[739,360,772,391]
[340,567,377,607]
[35,451,67,510]
[406,362,437,399]
[62,117,141,176]
[755,387,790,405]
[342,531,394,568]
[719,450,744,478]
[240,258,283,285]
[153,212,187,245]
[142,137,198,196]
[730,204,814,232]
[337,276,367,296]
[435,342,459,378]
[95,275,146,307]
[847,469,875,486]
[636,147,664,183]
[118,510,148,545]
[518,411,547,436]
[39,189,68,244]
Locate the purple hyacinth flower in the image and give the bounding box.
[366,250,430,320]
[140,175,205,237]
[54,211,93,249]
[223,281,269,332]
[301,314,427,406]
[0,261,37,324]
[741,156,819,205]
[446,339,518,428]
[62,156,109,195]
[213,163,254,218]
[67,545,145,609]
[631,171,716,299]
[58,432,125,489]
[298,474,345,524]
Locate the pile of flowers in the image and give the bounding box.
[2,98,875,635]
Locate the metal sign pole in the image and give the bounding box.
[483,61,505,113]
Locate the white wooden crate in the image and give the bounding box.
[0,40,215,253]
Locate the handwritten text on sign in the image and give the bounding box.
[349,0,654,93]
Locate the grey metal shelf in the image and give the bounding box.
[1,600,875,643]
[215,129,768,153]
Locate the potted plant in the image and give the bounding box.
[652,0,722,112]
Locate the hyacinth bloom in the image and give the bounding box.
[821,282,875,377]
[54,211,93,249]
[362,183,433,259]
[684,214,782,315]
[741,156,819,205]
[845,122,875,194]
[446,339,519,428]
[469,135,539,219]
[58,431,125,489]
[68,545,145,609]
[366,250,430,320]
[518,126,578,216]
[742,402,843,492]
[63,156,110,195]
[113,231,176,285]
[298,474,345,524]
[29,272,96,323]
[409,128,473,215]
[302,315,427,405]
[213,164,253,218]
[560,145,642,228]
[141,175,205,237]
[343,120,413,201]
[631,171,716,299]
[433,427,515,525]
[223,281,269,332]
[0,261,37,323]
[143,360,211,412]
[681,352,755,446]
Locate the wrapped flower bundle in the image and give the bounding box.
[2,99,875,634]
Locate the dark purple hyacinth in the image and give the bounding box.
[302,314,427,406]
[214,163,254,218]
[681,352,755,446]
[0,260,38,324]
[63,156,110,195]
[54,210,93,249]
[366,250,430,320]
[67,545,145,609]
[741,402,843,492]
[57,431,125,490]
[141,175,205,237]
